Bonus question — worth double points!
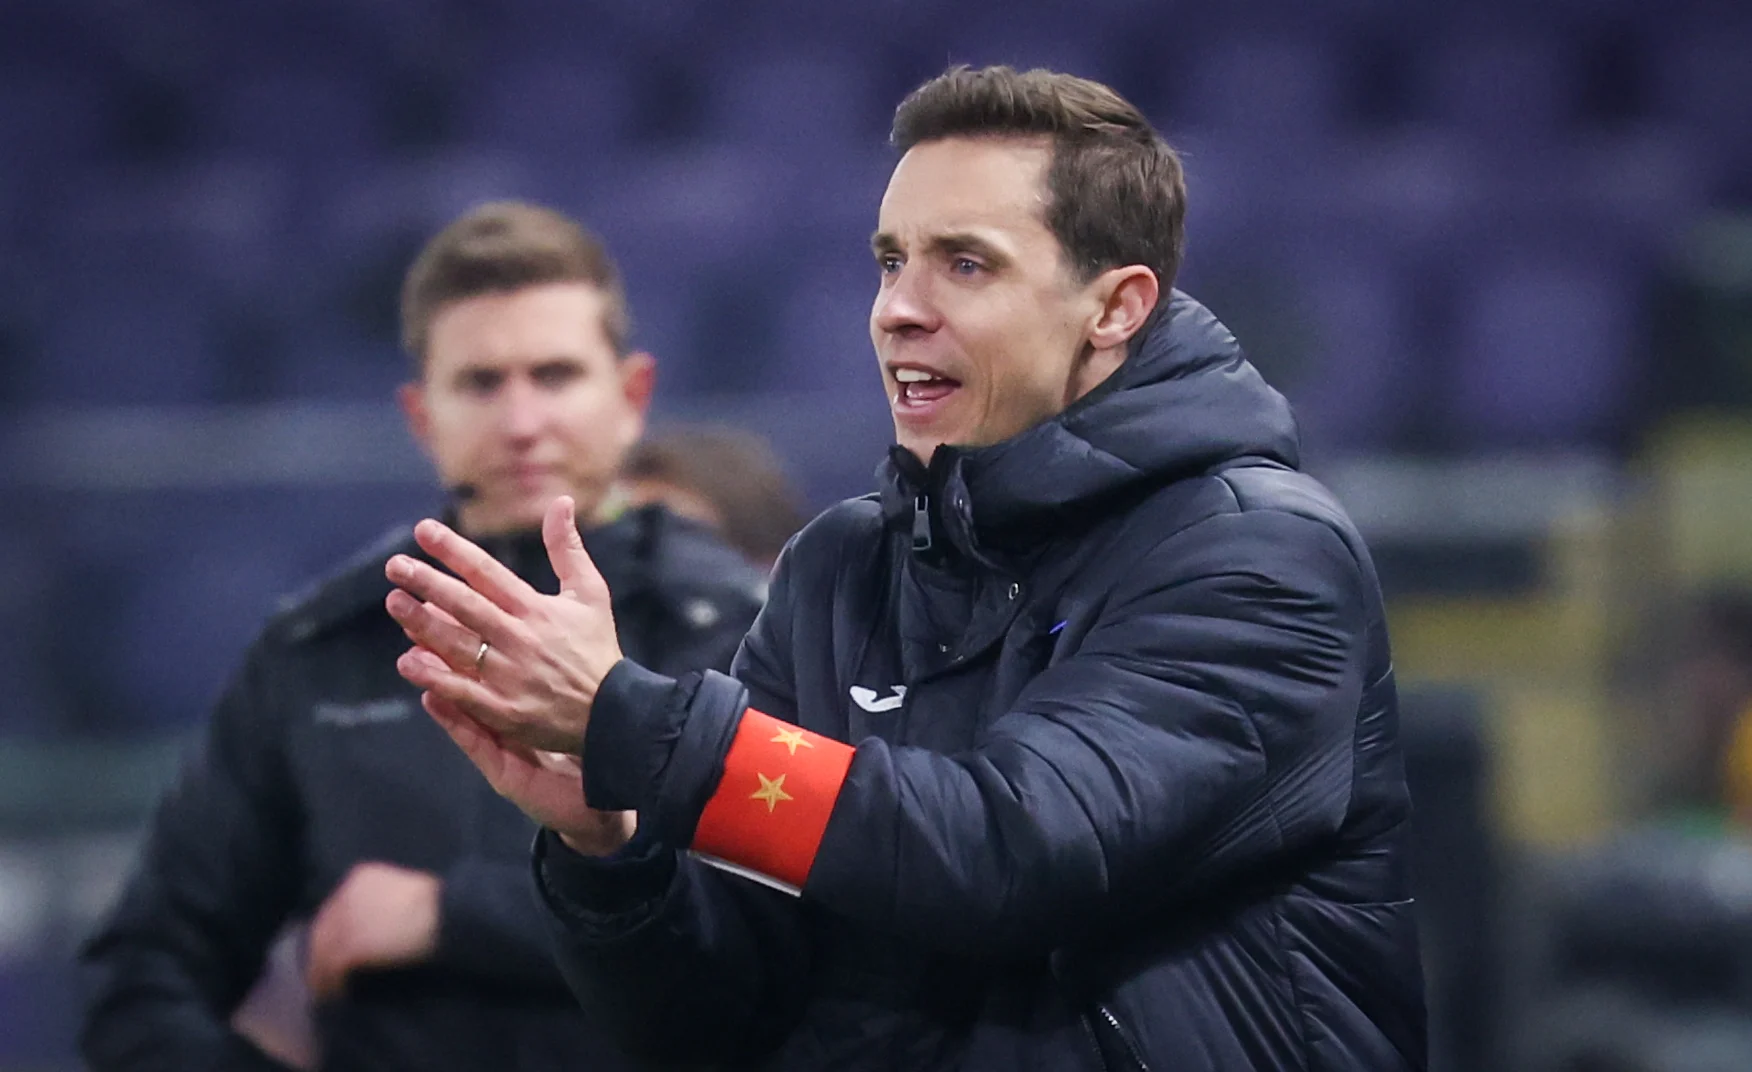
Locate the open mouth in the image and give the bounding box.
[893,366,961,407]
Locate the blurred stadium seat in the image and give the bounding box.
[1449,249,1641,444]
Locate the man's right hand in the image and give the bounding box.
[423,692,637,856]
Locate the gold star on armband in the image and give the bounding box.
[750,772,793,812]
[770,726,815,756]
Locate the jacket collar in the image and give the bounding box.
[878,290,1299,562]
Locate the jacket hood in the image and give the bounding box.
[878,290,1299,557]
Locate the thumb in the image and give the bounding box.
[543,495,606,601]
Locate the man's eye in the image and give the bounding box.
[952,257,982,276]
[878,254,902,275]
[462,370,502,394]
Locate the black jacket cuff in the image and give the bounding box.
[534,827,676,926]
[586,661,753,849]
[583,659,682,812]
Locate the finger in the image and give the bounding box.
[305,920,343,999]
[409,518,537,614]
[385,590,484,675]
[396,647,509,726]
[425,601,466,630]
[542,496,609,602]
[425,693,548,793]
[422,692,505,775]
[385,556,519,648]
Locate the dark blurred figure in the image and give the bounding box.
[1400,686,1503,1072]
[76,203,765,1072]
[1656,589,1752,834]
[1525,590,1752,1072]
[1533,831,1752,1072]
[621,424,810,569]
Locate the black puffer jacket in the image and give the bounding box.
[538,293,1428,1070]
[79,506,764,1072]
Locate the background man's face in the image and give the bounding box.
[400,282,653,536]
[871,136,1106,462]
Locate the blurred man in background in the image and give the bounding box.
[78,202,765,1071]
[621,424,810,570]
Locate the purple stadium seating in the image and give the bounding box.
[1177,33,1347,149]
[1650,25,1752,188]
[702,47,881,150]
[1449,250,1641,444]
[1291,250,1422,449]
[0,72,112,178]
[199,68,384,162]
[30,270,223,407]
[772,263,881,395]
[1420,30,1581,146]
[463,58,641,159]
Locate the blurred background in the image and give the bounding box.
[2,0,1751,1068]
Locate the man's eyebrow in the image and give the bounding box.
[927,231,1009,264]
[868,230,1011,263]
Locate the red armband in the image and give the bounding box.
[689,708,855,895]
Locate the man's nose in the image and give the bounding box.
[872,267,938,336]
[497,377,548,439]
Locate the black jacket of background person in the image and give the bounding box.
[78,505,765,1072]
[536,292,1429,1071]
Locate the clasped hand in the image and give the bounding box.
[385,496,634,853]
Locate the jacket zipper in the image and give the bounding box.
[911,494,933,553]
[1079,1011,1113,1072]
[1089,1004,1151,1072]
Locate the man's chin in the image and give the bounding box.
[894,436,942,465]
[458,495,553,537]
[896,428,1000,465]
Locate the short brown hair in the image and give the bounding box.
[623,425,809,566]
[891,65,1186,306]
[400,200,631,363]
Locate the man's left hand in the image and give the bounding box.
[306,863,441,1001]
[386,495,623,754]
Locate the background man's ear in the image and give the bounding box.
[398,382,433,456]
[620,352,657,415]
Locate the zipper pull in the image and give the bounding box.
[911,494,934,553]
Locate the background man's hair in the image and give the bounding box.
[623,425,809,566]
[891,65,1187,317]
[400,200,631,364]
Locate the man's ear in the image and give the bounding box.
[1086,265,1160,353]
[397,381,432,457]
[619,352,657,416]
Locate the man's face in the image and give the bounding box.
[870,137,1128,463]
[399,282,653,536]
